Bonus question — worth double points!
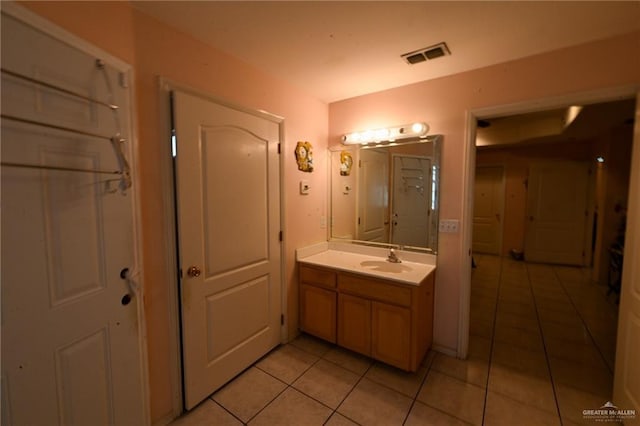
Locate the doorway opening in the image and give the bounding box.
[466,95,636,410]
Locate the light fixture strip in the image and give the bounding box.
[342,122,429,145]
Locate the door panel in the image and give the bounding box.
[1,11,144,426]
[173,91,282,409]
[473,166,504,255]
[525,161,590,265]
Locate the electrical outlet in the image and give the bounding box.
[439,219,460,233]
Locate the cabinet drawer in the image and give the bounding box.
[338,273,411,307]
[299,265,336,288]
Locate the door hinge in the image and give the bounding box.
[280,314,285,325]
[119,72,128,88]
[279,231,283,242]
[277,143,281,154]
[178,268,183,279]
[357,217,361,225]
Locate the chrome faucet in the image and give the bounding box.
[387,247,402,263]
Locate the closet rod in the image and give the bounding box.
[1,114,115,141]
[1,68,119,110]
[1,161,121,176]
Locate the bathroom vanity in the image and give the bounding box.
[297,243,435,372]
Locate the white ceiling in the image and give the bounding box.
[131,1,640,103]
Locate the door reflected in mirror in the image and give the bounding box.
[330,135,441,253]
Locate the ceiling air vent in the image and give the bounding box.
[401,42,450,65]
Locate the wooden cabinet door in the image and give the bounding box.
[372,302,411,370]
[337,294,371,355]
[300,284,337,343]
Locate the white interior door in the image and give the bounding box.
[525,161,590,265]
[391,155,431,247]
[357,148,389,242]
[1,10,145,425]
[472,166,504,255]
[613,95,640,422]
[173,91,282,409]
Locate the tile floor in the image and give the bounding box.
[171,255,619,425]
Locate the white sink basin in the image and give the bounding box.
[359,260,413,273]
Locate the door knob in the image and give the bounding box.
[187,266,201,277]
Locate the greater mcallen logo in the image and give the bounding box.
[583,401,636,422]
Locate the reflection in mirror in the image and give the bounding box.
[330,135,441,253]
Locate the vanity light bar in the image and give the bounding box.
[342,122,429,145]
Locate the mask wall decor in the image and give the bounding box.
[339,150,353,176]
[295,141,314,172]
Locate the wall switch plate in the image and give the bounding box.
[439,219,460,233]
[300,180,310,195]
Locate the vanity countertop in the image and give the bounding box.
[296,242,436,286]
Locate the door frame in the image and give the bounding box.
[157,79,286,414]
[2,2,150,423]
[460,85,640,359]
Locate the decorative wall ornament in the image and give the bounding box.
[339,151,353,176]
[295,141,314,172]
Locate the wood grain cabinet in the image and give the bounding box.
[299,263,434,372]
[299,265,337,343]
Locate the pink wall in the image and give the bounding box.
[21,2,328,422]
[329,31,640,353]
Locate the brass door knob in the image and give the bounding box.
[187,266,201,277]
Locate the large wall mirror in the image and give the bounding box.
[330,135,441,253]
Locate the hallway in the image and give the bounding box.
[172,255,619,425]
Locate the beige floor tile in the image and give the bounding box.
[493,323,544,352]
[470,303,496,323]
[537,308,583,328]
[495,310,539,333]
[324,412,360,426]
[292,359,359,409]
[212,367,286,423]
[472,286,498,300]
[544,337,608,368]
[365,362,428,398]
[417,371,485,425]
[484,391,561,426]
[431,353,488,388]
[496,300,537,318]
[289,333,334,357]
[421,349,437,368]
[492,341,549,378]
[468,335,492,361]
[498,289,534,305]
[248,387,332,426]
[469,317,494,339]
[170,399,241,426]
[255,344,318,384]
[337,378,413,426]
[323,346,373,375]
[405,401,471,426]
[548,356,613,398]
[488,364,556,412]
[554,383,613,424]
[540,322,594,345]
